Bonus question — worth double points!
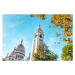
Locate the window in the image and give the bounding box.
[16,55,17,58]
[18,55,19,58]
[20,56,21,58]
[39,39,42,42]
[12,59,14,60]
[39,39,43,45]
[40,35,42,38]
[9,58,11,60]
[35,35,37,38]
[22,56,23,58]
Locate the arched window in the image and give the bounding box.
[16,55,17,58]
[18,55,19,58]
[40,35,42,38]
[20,56,21,58]
[22,56,23,58]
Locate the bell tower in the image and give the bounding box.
[31,24,44,60]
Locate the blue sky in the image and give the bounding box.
[2,14,71,60]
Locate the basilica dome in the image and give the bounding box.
[14,40,25,54]
[15,44,25,51]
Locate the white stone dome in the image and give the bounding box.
[14,40,25,54]
[15,44,25,50]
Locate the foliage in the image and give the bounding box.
[30,14,73,45]
[30,14,45,20]
[61,44,73,61]
[50,14,73,45]
[33,44,58,61]
[44,52,58,61]
[2,58,5,61]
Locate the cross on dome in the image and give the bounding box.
[21,39,23,44]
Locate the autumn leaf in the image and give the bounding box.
[57,42,60,44]
[49,26,51,27]
[30,14,73,45]
[55,33,60,37]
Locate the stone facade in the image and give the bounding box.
[31,24,44,60]
[4,24,44,61]
[4,40,25,61]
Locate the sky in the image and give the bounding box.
[2,14,71,60]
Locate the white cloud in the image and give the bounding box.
[8,20,24,28]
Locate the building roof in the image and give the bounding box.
[15,43,25,53]
[15,44,25,50]
[35,24,43,34]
